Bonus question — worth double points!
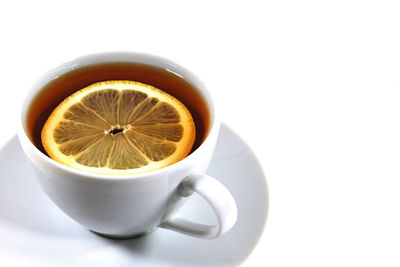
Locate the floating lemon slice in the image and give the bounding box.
[41,80,196,175]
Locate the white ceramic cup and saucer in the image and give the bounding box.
[17,52,237,240]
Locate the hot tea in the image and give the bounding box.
[26,62,210,164]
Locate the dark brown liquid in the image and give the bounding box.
[26,62,210,156]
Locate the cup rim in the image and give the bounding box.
[18,51,219,181]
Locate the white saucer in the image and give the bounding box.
[0,124,268,266]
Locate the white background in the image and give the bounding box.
[1,0,400,266]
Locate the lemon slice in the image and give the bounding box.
[41,80,196,175]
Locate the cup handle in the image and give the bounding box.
[161,173,237,239]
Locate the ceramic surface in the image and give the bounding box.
[17,52,237,239]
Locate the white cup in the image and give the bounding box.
[17,52,237,239]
